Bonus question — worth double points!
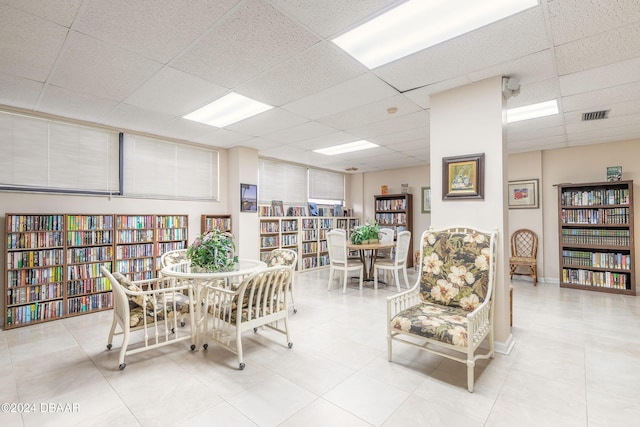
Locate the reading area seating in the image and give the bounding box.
[387,227,498,392]
[101,267,195,370]
[509,228,538,285]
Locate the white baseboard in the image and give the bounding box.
[495,333,515,355]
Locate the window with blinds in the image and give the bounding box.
[309,168,345,203]
[122,134,218,200]
[258,159,307,205]
[0,111,119,194]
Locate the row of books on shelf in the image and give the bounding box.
[281,235,297,246]
[561,228,630,246]
[300,256,330,269]
[7,266,64,287]
[67,230,113,246]
[157,215,187,228]
[561,188,630,206]
[6,300,64,326]
[116,243,154,259]
[261,236,279,249]
[375,199,407,211]
[6,248,65,269]
[67,277,111,296]
[67,262,111,280]
[68,246,113,264]
[157,229,187,240]
[7,215,65,232]
[7,231,64,249]
[6,283,64,306]
[375,213,407,225]
[115,258,154,273]
[117,215,155,229]
[203,217,231,231]
[67,215,113,231]
[561,250,632,270]
[67,293,112,314]
[562,268,629,289]
[116,229,154,243]
[561,208,629,225]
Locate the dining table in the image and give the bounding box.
[160,258,267,350]
[346,241,396,281]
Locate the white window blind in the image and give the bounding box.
[309,168,345,201]
[123,134,218,200]
[258,159,307,204]
[0,111,119,193]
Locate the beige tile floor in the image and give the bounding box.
[1,268,640,427]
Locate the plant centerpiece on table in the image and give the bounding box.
[350,221,380,245]
[187,230,237,272]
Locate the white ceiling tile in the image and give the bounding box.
[561,81,640,112]
[74,0,237,63]
[555,21,640,76]
[505,78,561,109]
[0,4,68,81]
[49,31,163,102]
[262,121,335,144]
[6,0,82,27]
[101,103,174,133]
[290,131,358,151]
[0,72,43,110]
[369,128,429,147]
[507,113,565,132]
[468,50,557,86]
[402,76,473,109]
[374,7,549,92]
[225,108,308,137]
[236,42,366,106]
[150,117,225,142]
[172,0,319,88]
[191,127,252,148]
[548,0,640,45]
[318,94,422,130]
[559,56,640,96]
[270,0,401,38]
[384,138,429,151]
[566,123,640,145]
[124,67,228,117]
[282,74,398,120]
[508,136,568,152]
[565,113,640,134]
[345,110,429,140]
[236,138,283,151]
[508,124,566,142]
[36,85,118,123]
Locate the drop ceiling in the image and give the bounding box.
[1,0,639,173]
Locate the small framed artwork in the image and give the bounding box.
[240,183,257,212]
[421,186,431,213]
[442,153,485,200]
[606,166,622,182]
[507,179,539,209]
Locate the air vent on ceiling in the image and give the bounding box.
[582,110,610,121]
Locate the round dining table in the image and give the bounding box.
[161,259,266,350]
[346,241,396,281]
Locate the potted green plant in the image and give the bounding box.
[350,221,380,245]
[187,230,237,272]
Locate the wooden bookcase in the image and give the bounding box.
[4,213,189,329]
[201,214,232,233]
[557,181,635,295]
[374,193,413,268]
[258,216,359,270]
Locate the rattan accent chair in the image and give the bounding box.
[509,228,538,285]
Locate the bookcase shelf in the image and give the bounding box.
[557,181,636,295]
[258,216,360,270]
[201,214,232,233]
[4,213,189,329]
[374,193,413,268]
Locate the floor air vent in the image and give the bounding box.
[582,110,609,121]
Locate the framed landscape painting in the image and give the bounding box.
[508,179,539,209]
[442,153,485,200]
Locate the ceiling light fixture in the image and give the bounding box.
[332,0,537,69]
[387,107,398,114]
[314,140,379,155]
[183,92,273,128]
[507,100,559,123]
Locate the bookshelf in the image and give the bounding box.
[4,213,189,329]
[258,216,359,270]
[557,181,635,295]
[201,214,232,233]
[374,193,413,268]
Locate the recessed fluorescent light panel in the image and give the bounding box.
[183,92,273,127]
[313,140,379,155]
[332,0,538,69]
[507,100,559,123]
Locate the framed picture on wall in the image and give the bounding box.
[442,153,485,200]
[507,179,539,209]
[421,187,431,213]
[240,183,257,212]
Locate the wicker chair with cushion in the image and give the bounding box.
[387,226,498,392]
[327,229,364,293]
[509,228,538,285]
[264,249,298,313]
[101,267,195,370]
[374,230,412,291]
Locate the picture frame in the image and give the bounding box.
[507,179,539,209]
[442,153,485,200]
[421,186,431,213]
[606,166,622,182]
[240,183,257,212]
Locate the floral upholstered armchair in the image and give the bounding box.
[387,226,498,392]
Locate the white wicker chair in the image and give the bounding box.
[101,267,196,370]
[203,266,293,370]
[374,230,411,291]
[264,249,298,313]
[387,227,498,392]
[327,230,363,293]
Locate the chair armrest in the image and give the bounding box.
[386,285,420,321]
[466,298,492,346]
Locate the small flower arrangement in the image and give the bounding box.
[350,221,380,245]
[187,230,237,272]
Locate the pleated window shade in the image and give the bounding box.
[0,111,119,193]
[258,159,307,205]
[309,168,345,202]
[123,134,218,200]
